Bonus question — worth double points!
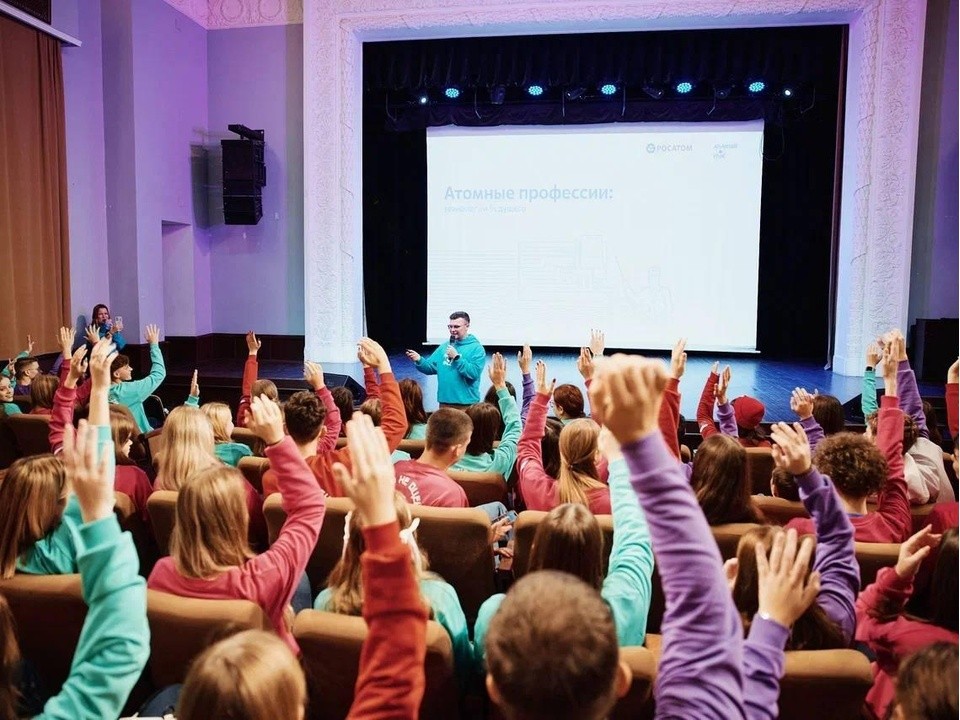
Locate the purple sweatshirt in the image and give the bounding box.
[897,359,929,439]
[520,372,535,425]
[624,433,760,719]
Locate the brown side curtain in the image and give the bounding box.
[0,13,70,359]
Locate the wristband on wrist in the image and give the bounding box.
[865,365,874,371]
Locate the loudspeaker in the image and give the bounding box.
[223,196,262,225]
[221,137,265,225]
[323,373,366,404]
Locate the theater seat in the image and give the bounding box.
[754,495,809,526]
[114,490,158,575]
[611,646,657,720]
[711,522,764,560]
[6,413,51,458]
[0,416,18,468]
[264,494,354,594]
[238,456,270,494]
[511,510,615,578]
[230,426,260,454]
[779,648,873,719]
[866,500,939,534]
[143,428,163,469]
[146,591,270,686]
[447,469,508,507]
[398,438,427,458]
[855,541,900,587]
[294,610,458,720]
[147,490,179,555]
[744,447,775,495]
[0,572,85,693]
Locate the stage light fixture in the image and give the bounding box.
[417,93,429,105]
[675,81,693,94]
[599,83,617,96]
[713,83,733,100]
[444,87,460,99]
[642,83,664,100]
[527,84,544,96]
[748,80,766,93]
[490,86,506,104]
[564,87,586,100]
[783,87,794,97]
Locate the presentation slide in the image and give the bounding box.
[425,121,764,351]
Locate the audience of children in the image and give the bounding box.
[0,322,957,720]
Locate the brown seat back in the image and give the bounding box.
[409,504,496,622]
[611,646,657,719]
[146,590,270,686]
[754,495,809,526]
[855,542,900,587]
[511,510,615,578]
[237,456,270,494]
[0,573,85,692]
[143,428,163,467]
[446,469,508,506]
[230,427,260,454]
[744,447,775,495]
[114,490,158,575]
[398,438,426,458]
[944,452,958,490]
[263,494,354,594]
[778,648,874,720]
[294,610,458,720]
[711,522,764,560]
[0,415,18,468]
[6,413,51,458]
[147,490,179,555]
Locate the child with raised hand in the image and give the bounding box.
[729,421,858,649]
[787,342,912,543]
[452,353,521,477]
[148,395,325,654]
[517,359,609,513]
[21,419,150,719]
[235,331,280,428]
[855,525,958,720]
[176,414,428,720]
[108,323,166,433]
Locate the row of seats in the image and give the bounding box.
[0,570,873,720]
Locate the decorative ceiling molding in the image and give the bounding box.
[162,0,303,29]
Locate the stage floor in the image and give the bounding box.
[167,351,946,425]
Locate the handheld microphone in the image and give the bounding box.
[444,334,456,366]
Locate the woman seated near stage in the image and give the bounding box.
[517,359,610,514]
[697,363,771,447]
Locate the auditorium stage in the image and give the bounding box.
[162,351,948,431]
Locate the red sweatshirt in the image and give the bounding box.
[517,393,611,514]
[58,358,92,408]
[347,521,428,719]
[262,373,407,497]
[148,436,325,655]
[787,395,912,543]
[235,355,259,427]
[947,382,958,439]
[393,460,468,508]
[855,566,958,719]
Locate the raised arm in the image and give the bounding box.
[410,346,442,375]
[361,338,408,451]
[487,354,521,477]
[862,341,881,417]
[50,346,88,454]
[890,332,928,438]
[305,361,343,454]
[875,364,912,543]
[947,360,958,439]
[596,356,745,719]
[236,332,261,426]
[770,422,858,643]
[118,325,166,402]
[791,388,825,452]
[518,345,534,424]
[516,362,559,510]
[697,363,721,439]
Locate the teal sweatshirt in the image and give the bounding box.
[472,458,654,669]
[2,401,21,416]
[862,368,879,417]
[405,422,427,440]
[1,350,28,379]
[215,441,254,467]
[108,342,166,433]
[315,576,474,682]
[37,514,150,719]
[450,387,521,477]
[17,494,84,575]
[414,334,486,405]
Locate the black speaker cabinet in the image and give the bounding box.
[910,318,959,382]
[223,196,262,225]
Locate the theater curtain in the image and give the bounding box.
[0,14,70,359]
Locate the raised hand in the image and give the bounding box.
[949,359,959,384]
[517,344,532,375]
[488,352,507,389]
[190,369,200,398]
[358,338,390,372]
[5,358,14,376]
[597,426,623,462]
[891,333,907,363]
[790,388,815,421]
[715,365,732,405]
[145,324,161,344]
[589,329,605,357]
[245,331,261,355]
[866,342,882,368]
[88,338,117,390]
[65,346,89,388]
[247,395,285,446]
[405,349,422,363]
[710,361,719,375]
[332,414,398,528]
[58,327,76,358]
[26,335,34,355]
[85,324,100,345]
[881,342,898,396]
[895,525,943,581]
[755,528,820,629]
[304,361,325,390]
[577,347,595,381]
[62,420,115,524]
[770,422,812,476]
[534,359,555,396]
[670,338,687,380]
[589,355,668,446]
[112,317,123,333]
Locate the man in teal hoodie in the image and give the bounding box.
[406,311,485,407]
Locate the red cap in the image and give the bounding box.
[732,395,765,430]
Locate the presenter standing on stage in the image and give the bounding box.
[406,311,485,408]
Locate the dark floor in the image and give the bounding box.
[166,351,947,425]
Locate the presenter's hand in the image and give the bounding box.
[445,346,458,361]
[405,350,421,363]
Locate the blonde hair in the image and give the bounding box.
[201,402,234,443]
[557,419,606,507]
[170,465,254,579]
[178,629,306,720]
[0,456,68,578]
[326,493,431,615]
[154,406,219,491]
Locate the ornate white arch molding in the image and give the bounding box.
[304,0,926,372]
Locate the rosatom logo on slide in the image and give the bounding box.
[646,142,693,154]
